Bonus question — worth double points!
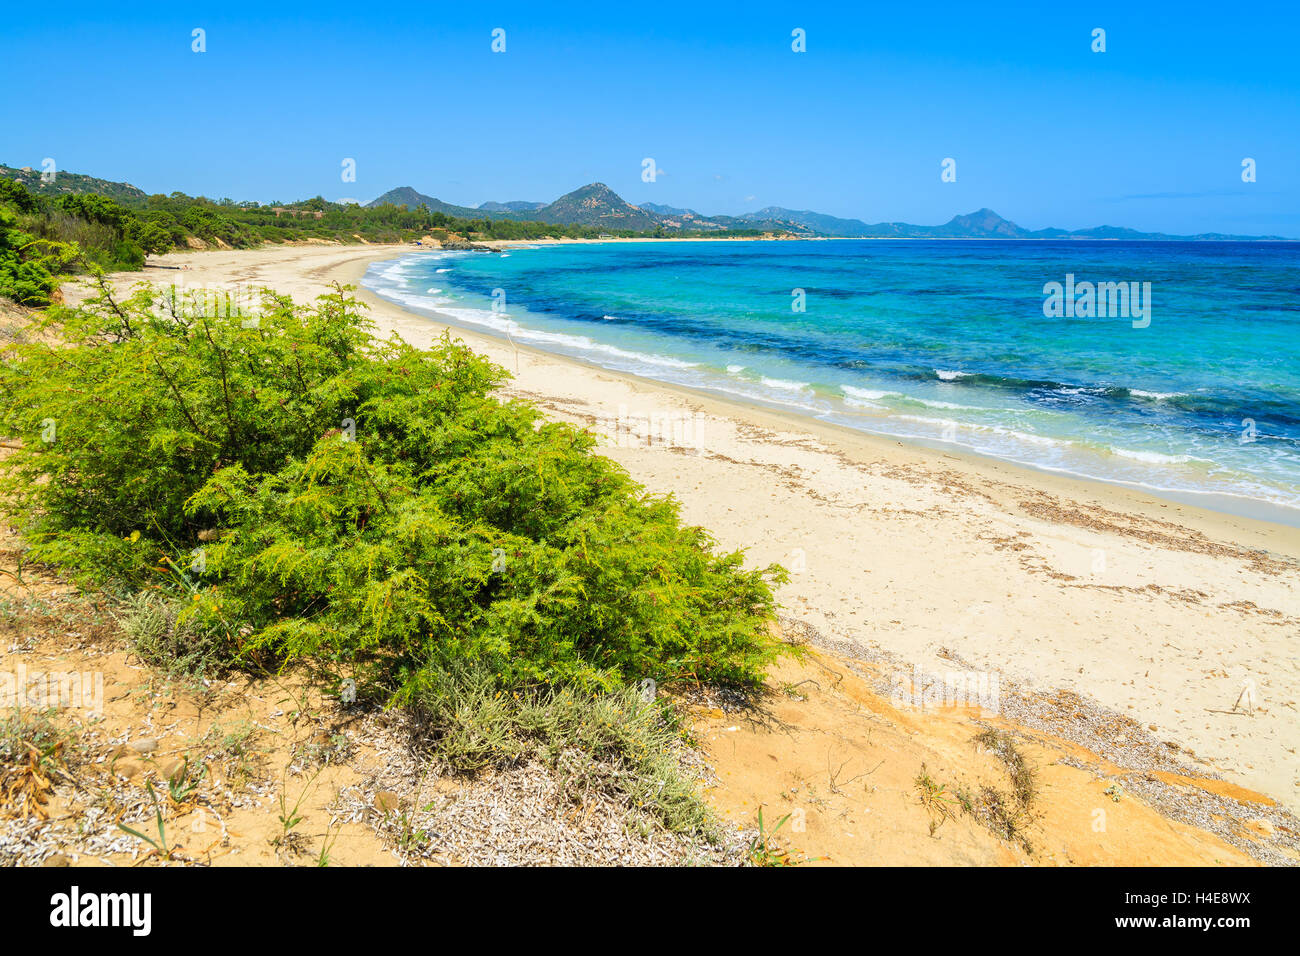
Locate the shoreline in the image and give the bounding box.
[95,243,1300,816]
[368,241,1300,532]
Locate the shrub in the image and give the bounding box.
[407,662,715,837]
[0,207,73,307]
[0,281,785,700]
[115,590,233,679]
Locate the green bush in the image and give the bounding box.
[1,179,150,306]
[0,281,784,700]
[0,208,64,306]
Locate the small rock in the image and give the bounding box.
[42,854,70,867]
[113,760,142,779]
[130,738,159,754]
[374,791,403,814]
[159,759,187,783]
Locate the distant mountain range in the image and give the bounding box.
[369,183,664,232]
[2,162,1283,240]
[729,205,1284,241]
[369,183,830,234]
[368,182,1285,240]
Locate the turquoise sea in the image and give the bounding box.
[362,240,1300,523]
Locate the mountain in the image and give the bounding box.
[532,183,660,230]
[637,201,752,232]
[372,183,815,234]
[372,182,664,231]
[737,206,1030,238]
[0,164,148,203]
[734,204,1284,240]
[366,186,488,219]
[934,208,1027,238]
[740,206,877,236]
[639,201,700,217]
[13,166,1276,240]
[479,200,545,212]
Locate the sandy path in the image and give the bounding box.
[82,242,1300,813]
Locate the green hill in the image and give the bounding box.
[371,183,665,232]
[532,183,660,231]
[365,186,488,219]
[0,164,148,203]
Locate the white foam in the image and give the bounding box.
[375,289,700,373]
[1108,447,1193,465]
[761,376,812,393]
[842,396,885,410]
[706,382,826,414]
[841,385,977,411]
[1129,389,1185,401]
[841,385,889,401]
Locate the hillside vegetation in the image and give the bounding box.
[0,170,778,308]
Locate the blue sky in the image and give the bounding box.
[3,1,1297,235]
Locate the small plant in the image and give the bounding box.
[747,807,799,866]
[0,709,70,819]
[1104,782,1123,803]
[973,728,1037,808]
[118,781,174,861]
[162,756,208,806]
[915,763,957,834]
[389,803,436,854]
[780,680,814,701]
[315,824,341,867]
[0,554,33,591]
[292,731,353,769]
[410,667,721,839]
[965,729,1038,852]
[273,766,324,856]
[201,721,263,785]
[115,590,231,680]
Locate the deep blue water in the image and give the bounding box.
[363,239,1300,519]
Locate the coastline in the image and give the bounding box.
[88,243,1300,817]
[368,239,1300,531]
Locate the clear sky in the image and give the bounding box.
[3,1,1297,235]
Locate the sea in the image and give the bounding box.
[362,239,1300,524]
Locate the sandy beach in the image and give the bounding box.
[84,241,1300,818]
